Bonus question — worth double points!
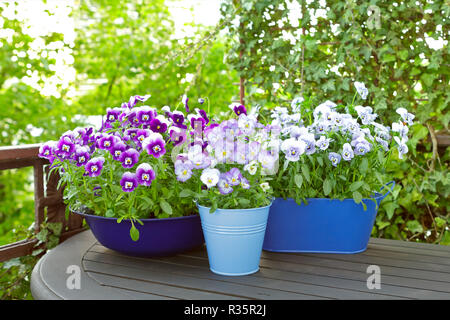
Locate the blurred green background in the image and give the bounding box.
[0,0,448,299]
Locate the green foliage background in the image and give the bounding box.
[221,0,449,245]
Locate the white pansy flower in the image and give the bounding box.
[260,182,271,192]
[354,81,368,100]
[200,168,220,188]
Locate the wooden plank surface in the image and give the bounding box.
[31,230,450,300]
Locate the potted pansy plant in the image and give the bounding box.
[260,82,414,254]
[38,94,209,257]
[174,104,277,276]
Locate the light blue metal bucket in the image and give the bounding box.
[197,203,272,276]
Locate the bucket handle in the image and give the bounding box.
[379,181,395,201]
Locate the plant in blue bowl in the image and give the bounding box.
[176,104,276,276]
[38,94,208,257]
[259,82,414,253]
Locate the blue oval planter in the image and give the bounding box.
[263,182,395,254]
[74,210,204,257]
[197,203,272,276]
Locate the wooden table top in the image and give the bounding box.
[31,230,450,300]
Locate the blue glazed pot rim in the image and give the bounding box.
[275,181,395,202]
[72,208,199,222]
[196,200,273,212]
[275,194,382,202]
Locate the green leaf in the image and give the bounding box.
[294,174,303,189]
[47,222,63,236]
[160,199,173,215]
[301,164,310,183]
[359,158,368,173]
[382,54,396,63]
[323,179,332,196]
[105,209,115,217]
[353,191,363,204]
[179,189,192,198]
[435,217,446,229]
[36,229,49,242]
[397,50,408,61]
[130,225,140,242]
[350,181,364,192]
[406,220,423,234]
[440,231,450,246]
[238,198,251,207]
[317,156,323,167]
[383,202,399,220]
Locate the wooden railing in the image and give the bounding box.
[0,144,85,262]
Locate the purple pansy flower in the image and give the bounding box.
[225,168,242,186]
[74,147,90,167]
[85,157,105,177]
[240,177,250,189]
[106,107,122,123]
[175,162,193,182]
[218,174,233,195]
[57,136,75,158]
[198,98,205,104]
[328,152,341,167]
[136,163,156,186]
[169,127,187,146]
[281,138,306,162]
[136,106,156,126]
[93,186,101,196]
[233,104,247,116]
[77,127,94,146]
[38,141,56,160]
[143,133,166,158]
[120,172,138,192]
[124,128,139,141]
[129,94,151,108]
[119,148,140,169]
[110,141,128,161]
[189,115,207,131]
[149,116,168,133]
[135,129,151,144]
[98,135,116,151]
[195,108,209,124]
[170,111,187,129]
[352,137,372,156]
[182,94,189,113]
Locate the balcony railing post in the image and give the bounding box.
[33,161,45,233]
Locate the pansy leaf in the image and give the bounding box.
[359,158,369,173]
[353,191,363,204]
[350,181,364,192]
[105,209,115,217]
[317,156,324,167]
[179,189,192,198]
[130,225,140,242]
[294,174,303,189]
[301,164,310,183]
[323,178,332,196]
[160,199,173,215]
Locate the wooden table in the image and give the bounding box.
[30,230,450,300]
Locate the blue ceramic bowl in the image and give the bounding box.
[74,210,204,257]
